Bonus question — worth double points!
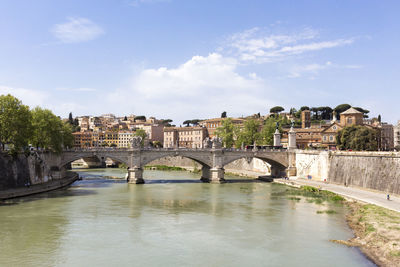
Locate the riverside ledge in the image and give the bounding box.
[275,178,400,213]
[0,172,79,200]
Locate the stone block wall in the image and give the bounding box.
[295,150,400,195]
[0,152,54,191]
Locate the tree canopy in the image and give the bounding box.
[215,118,237,148]
[235,119,261,147]
[270,106,285,114]
[0,94,31,151]
[0,94,73,153]
[30,107,73,152]
[336,126,378,151]
[134,115,146,121]
[183,119,201,127]
[221,111,227,118]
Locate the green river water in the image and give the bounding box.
[0,169,375,266]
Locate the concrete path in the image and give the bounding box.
[276,178,400,213]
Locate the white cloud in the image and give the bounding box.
[288,61,363,78]
[51,17,104,43]
[0,86,48,108]
[224,27,354,63]
[107,53,274,122]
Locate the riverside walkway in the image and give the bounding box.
[276,178,400,213]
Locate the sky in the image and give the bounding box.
[0,0,399,124]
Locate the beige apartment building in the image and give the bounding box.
[118,131,133,148]
[164,126,208,148]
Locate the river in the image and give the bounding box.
[0,169,375,266]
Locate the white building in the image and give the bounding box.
[118,131,133,148]
[394,120,400,150]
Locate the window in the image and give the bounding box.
[347,118,353,124]
[329,135,334,141]
[323,136,327,141]
[332,126,337,130]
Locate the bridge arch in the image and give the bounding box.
[140,152,212,168]
[222,155,288,177]
[59,153,129,169]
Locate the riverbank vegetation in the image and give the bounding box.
[272,185,345,204]
[0,94,73,153]
[341,202,400,267]
[144,165,186,171]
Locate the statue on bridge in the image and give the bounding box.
[203,137,212,148]
[131,136,142,149]
[211,137,222,149]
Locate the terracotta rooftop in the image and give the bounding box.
[340,107,363,115]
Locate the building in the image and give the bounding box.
[320,122,343,150]
[164,126,208,148]
[394,121,400,150]
[118,131,133,148]
[340,107,364,127]
[72,132,82,148]
[133,124,164,143]
[301,110,311,128]
[72,131,93,148]
[199,118,245,138]
[379,123,394,151]
[104,131,119,147]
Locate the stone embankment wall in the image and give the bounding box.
[296,150,400,195]
[146,156,269,178]
[0,152,64,191]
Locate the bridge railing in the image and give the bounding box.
[61,147,288,153]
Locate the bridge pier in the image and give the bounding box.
[209,167,225,183]
[200,166,211,182]
[128,167,145,184]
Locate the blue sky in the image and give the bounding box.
[0,0,399,124]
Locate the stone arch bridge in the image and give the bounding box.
[40,148,297,184]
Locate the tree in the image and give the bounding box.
[270,106,285,114]
[124,116,128,121]
[134,115,146,122]
[101,141,109,147]
[160,119,173,127]
[353,107,370,118]
[378,115,382,123]
[68,112,73,125]
[152,141,162,148]
[334,104,351,119]
[300,106,310,111]
[235,119,261,147]
[259,115,289,145]
[183,120,191,127]
[336,125,378,151]
[0,94,32,152]
[61,122,74,149]
[192,119,201,126]
[215,118,237,148]
[30,107,72,153]
[221,111,227,118]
